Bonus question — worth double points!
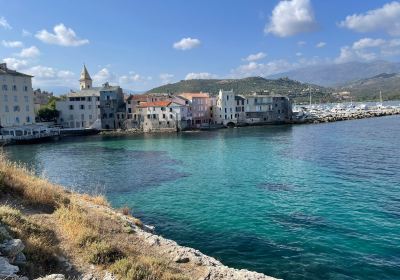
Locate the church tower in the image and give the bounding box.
[79,64,92,90]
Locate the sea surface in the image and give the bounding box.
[5,116,400,280]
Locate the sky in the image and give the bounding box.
[1,0,400,93]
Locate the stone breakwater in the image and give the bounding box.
[299,107,400,124]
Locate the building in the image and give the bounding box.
[243,93,292,124]
[56,90,101,129]
[33,89,54,112]
[179,92,212,127]
[56,65,125,130]
[99,82,126,129]
[213,90,237,126]
[134,101,191,132]
[0,63,35,127]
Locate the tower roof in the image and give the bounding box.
[79,64,92,81]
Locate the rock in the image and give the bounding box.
[0,256,19,279]
[34,274,65,280]
[173,255,190,263]
[82,273,96,280]
[12,252,26,266]
[0,239,25,257]
[0,226,12,242]
[103,272,116,280]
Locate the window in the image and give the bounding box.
[88,97,92,102]
[109,113,114,118]
[2,84,7,91]
[88,105,92,110]
[170,114,173,119]
[227,95,229,101]
[25,105,29,112]
[24,96,29,102]
[24,86,28,92]
[5,105,9,112]
[169,108,172,112]
[13,105,20,112]
[14,96,18,102]
[89,114,92,120]
[3,95,8,102]
[15,117,20,124]
[162,114,166,119]
[12,85,17,91]
[26,116,31,122]
[224,108,227,113]
[80,105,85,110]
[81,114,85,120]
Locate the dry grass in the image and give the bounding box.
[0,154,69,209]
[0,205,61,277]
[0,154,192,279]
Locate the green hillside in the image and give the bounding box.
[339,73,400,101]
[147,76,332,103]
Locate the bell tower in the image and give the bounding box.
[79,64,92,90]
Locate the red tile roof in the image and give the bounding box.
[138,101,171,108]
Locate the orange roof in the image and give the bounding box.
[138,101,171,108]
[179,92,209,100]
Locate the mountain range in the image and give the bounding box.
[269,60,400,87]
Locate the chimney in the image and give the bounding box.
[0,63,7,71]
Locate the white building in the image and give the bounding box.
[56,65,101,129]
[213,90,237,126]
[0,63,35,127]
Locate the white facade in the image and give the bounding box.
[0,63,35,127]
[56,90,101,129]
[213,90,237,125]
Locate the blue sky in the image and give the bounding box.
[1,0,400,93]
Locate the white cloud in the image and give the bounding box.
[159,73,174,84]
[93,68,116,84]
[335,37,400,63]
[1,40,24,48]
[185,72,216,80]
[2,58,28,70]
[352,38,385,50]
[339,1,400,36]
[17,46,40,58]
[265,0,317,37]
[24,65,76,87]
[35,23,89,46]
[316,42,326,48]
[22,29,32,37]
[296,52,303,57]
[243,52,267,62]
[173,37,201,50]
[119,72,144,84]
[0,17,11,29]
[297,41,307,46]
[232,60,295,77]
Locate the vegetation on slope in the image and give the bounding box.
[0,154,191,280]
[147,76,333,103]
[338,73,400,101]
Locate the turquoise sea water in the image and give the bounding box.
[5,116,400,280]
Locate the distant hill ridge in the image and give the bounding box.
[147,76,328,97]
[269,60,400,86]
[339,72,400,101]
